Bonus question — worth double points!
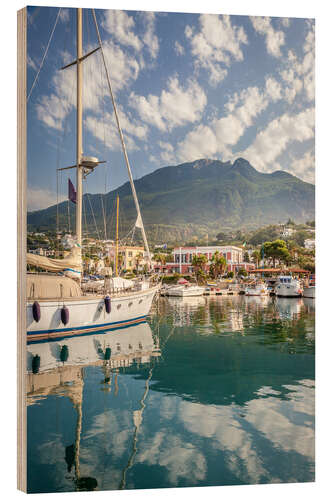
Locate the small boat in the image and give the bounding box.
[303,274,315,299]
[167,284,205,297]
[303,286,315,298]
[275,276,302,298]
[245,282,269,296]
[203,286,222,295]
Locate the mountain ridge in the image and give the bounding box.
[27,158,315,242]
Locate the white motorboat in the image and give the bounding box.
[26,8,160,342]
[303,286,315,298]
[303,274,315,299]
[167,284,205,297]
[275,276,302,297]
[245,282,269,296]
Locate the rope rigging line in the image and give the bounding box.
[56,170,59,253]
[82,182,89,242]
[27,8,62,102]
[67,174,71,233]
[86,192,101,242]
[91,9,152,267]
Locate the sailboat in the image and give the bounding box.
[26,8,160,343]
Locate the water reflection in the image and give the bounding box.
[27,296,315,492]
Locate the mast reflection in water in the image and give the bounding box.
[27,295,315,492]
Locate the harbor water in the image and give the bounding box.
[27,295,315,492]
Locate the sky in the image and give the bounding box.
[26,6,315,211]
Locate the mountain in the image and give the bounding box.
[27,158,315,243]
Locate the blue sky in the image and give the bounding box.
[27,6,315,211]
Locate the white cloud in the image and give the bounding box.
[265,77,282,101]
[59,8,69,23]
[85,110,142,152]
[242,107,315,173]
[158,141,175,164]
[177,124,219,161]
[251,16,285,58]
[36,65,76,130]
[27,187,65,211]
[288,150,315,183]
[178,85,271,162]
[27,54,38,71]
[141,11,159,59]
[174,41,184,56]
[36,42,140,131]
[102,10,142,51]
[129,77,207,132]
[102,10,159,60]
[186,14,248,86]
[280,18,291,28]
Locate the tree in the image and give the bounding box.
[294,230,310,247]
[263,239,290,268]
[251,250,261,268]
[192,254,208,283]
[237,268,247,277]
[249,225,280,246]
[216,232,227,241]
[226,271,234,279]
[244,251,250,263]
[286,240,299,264]
[154,253,167,265]
[209,251,227,279]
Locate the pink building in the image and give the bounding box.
[154,245,254,274]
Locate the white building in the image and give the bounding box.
[304,239,315,250]
[280,227,295,238]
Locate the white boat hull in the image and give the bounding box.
[303,286,315,298]
[275,283,302,297]
[27,285,160,342]
[167,286,204,297]
[245,286,269,296]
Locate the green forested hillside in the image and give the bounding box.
[27,158,315,243]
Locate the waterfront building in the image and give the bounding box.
[107,245,145,272]
[154,245,254,274]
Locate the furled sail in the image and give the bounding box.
[27,245,82,279]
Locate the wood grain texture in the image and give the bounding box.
[17,6,27,493]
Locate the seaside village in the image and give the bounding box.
[27,219,315,298]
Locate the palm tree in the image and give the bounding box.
[192,254,208,283]
[210,251,226,279]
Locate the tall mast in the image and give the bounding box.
[115,195,119,276]
[76,8,83,247]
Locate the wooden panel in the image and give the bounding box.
[17,6,27,493]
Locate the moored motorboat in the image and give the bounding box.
[303,286,315,298]
[245,282,269,296]
[167,284,205,297]
[275,276,302,297]
[303,274,315,298]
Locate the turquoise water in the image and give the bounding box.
[27,295,315,493]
